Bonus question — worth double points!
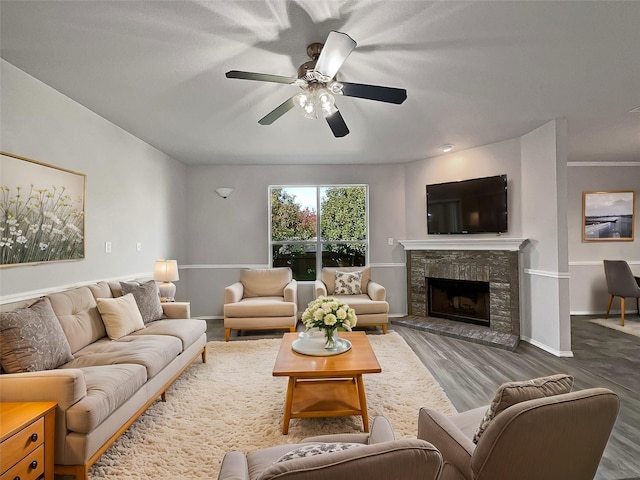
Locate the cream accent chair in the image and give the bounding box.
[217,416,443,480]
[224,267,298,341]
[417,388,619,480]
[315,266,389,333]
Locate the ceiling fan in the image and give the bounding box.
[225,31,407,138]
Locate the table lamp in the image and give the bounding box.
[154,259,179,301]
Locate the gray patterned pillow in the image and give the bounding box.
[120,281,164,324]
[0,297,74,373]
[473,374,574,443]
[334,270,363,295]
[275,443,364,463]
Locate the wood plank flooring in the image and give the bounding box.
[207,315,640,480]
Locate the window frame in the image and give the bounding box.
[268,184,370,280]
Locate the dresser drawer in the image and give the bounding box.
[0,417,44,473]
[1,444,44,480]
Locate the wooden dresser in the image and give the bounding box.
[0,402,56,480]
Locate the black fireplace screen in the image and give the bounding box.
[427,278,490,326]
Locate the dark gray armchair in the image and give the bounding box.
[603,259,640,326]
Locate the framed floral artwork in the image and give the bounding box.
[582,190,635,241]
[1,151,86,267]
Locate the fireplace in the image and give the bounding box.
[428,278,490,326]
[399,238,527,339]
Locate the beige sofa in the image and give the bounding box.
[223,267,298,341]
[315,266,389,333]
[0,280,207,480]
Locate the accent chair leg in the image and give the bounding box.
[225,328,231,342]
[201,347,207,363]
[382,324,387,334]
[620,297,625,326]
[605,294,614,319]
[289,326,296,333]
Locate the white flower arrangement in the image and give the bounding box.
[302,296,357,332]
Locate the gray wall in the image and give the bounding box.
[183,164,407,318]
[568,164,640,314]
[0,60,188,301]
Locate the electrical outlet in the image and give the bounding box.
[387,237,394,246]
[105,241,112,253]
[136,242,142,252]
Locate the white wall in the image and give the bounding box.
[567,163,640,314]
[520,119,572,356]
[183,164,407,318]
[0,60,188,301]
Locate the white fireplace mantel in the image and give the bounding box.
[398,238,529,251]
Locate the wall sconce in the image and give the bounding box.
[154,259,179,301]
[215,187,233,199]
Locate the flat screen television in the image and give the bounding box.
[426,174,508,234]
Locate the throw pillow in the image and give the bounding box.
[0,297,74,373]
[334,270,362,295]
[120,280,164,324]
[275,443,364,463]
[96,294,146,340]
[473,373,574,443]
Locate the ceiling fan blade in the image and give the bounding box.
[258,96,296,125]
[325,110,350,137]
[340,82,407,104]
[314,31,357,80]
[226,70,297,84]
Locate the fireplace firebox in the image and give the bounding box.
[428,277,490,326]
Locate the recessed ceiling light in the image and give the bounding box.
[441,144,454,153]
[630,106,640,113]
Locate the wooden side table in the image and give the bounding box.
[0,402,56,480]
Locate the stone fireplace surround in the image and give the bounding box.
[396,238,528,350]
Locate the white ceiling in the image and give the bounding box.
[1,0,639,166]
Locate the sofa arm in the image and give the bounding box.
[218,451,250,480]
[367,281,386,301]
[225,282,244,304]
[284,279,298,305]
[417,407,475,479]
[302,416,395,445]
[162,302,190,319]
[0,369,87,410]
[315,279,328,298]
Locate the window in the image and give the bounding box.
[270,185,368,281]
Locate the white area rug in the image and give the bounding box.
[589,316,640,338]
[88,332,455,479]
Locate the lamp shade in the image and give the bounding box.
[154,259,179,282]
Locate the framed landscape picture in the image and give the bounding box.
[1,151,86,267]
[582,190,635,241]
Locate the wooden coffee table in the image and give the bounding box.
[272,331,382,434]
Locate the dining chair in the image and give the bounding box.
[603,260,640,326]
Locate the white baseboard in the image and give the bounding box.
[520,336,574,358]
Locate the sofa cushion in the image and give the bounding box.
[275,443,364,463]
[473,373,574,443]
[131,318,207,350]
[120,280,164,324]
[334,271,363,295]
[240,268,292,298]
[0,297,74,373]
[224,297,296,317]
[63,334,182,378]
[321,267,370,295]
[65,364,147,434]
[330,294,389,315]
[47,286,107,354]
[96,294,146,340]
